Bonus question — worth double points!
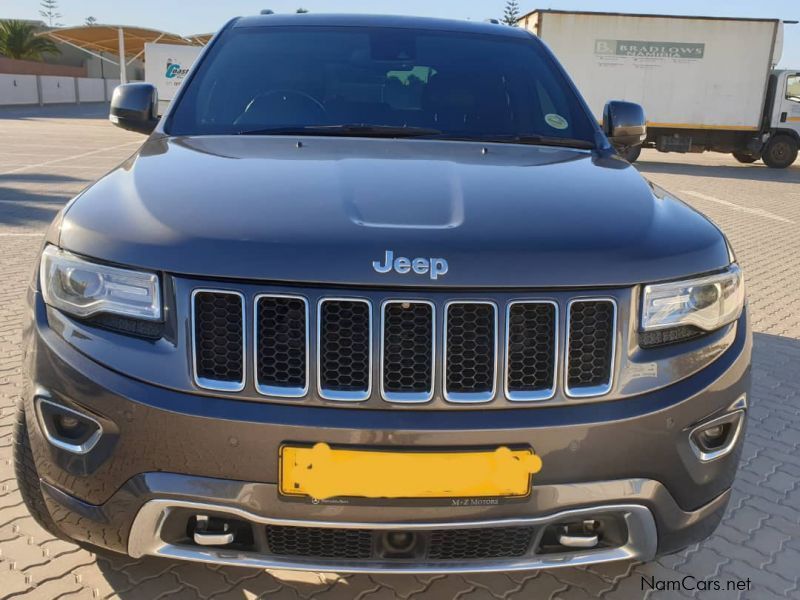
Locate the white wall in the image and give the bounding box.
[105,79,121,100]
[40,75,77,104]
[0,74,39,105]
[77,77,106,102]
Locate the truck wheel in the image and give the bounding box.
[621,145,641,163]
[762,135,798,169]
[13,401,69,541]
[732,152,758,164]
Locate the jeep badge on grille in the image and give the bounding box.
[372,250,449,280]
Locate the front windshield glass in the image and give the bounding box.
[167,25,597,146]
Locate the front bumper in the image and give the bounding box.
[23,292,751,570]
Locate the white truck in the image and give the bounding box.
[519,10,800,168]
[144,42,204,114]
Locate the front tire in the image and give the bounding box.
[13,401,68,541]
[732,152,758,164]
[762,135,798,169]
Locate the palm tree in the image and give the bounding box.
[0,20,60,61]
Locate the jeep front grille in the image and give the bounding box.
[255,295,308,397]
[191,290,618,403]
[191,290,245,391]
[317,298,372,401]
[381,301,435,402]
[566,299,617,397]
[444,302,497,402]
[505,302,558,401]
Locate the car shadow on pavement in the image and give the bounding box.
[636,160,800,183]
[0,173,87,228]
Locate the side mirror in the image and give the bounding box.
[109,83,159,135]
[603,101,646,151]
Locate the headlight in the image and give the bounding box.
[40,246,161,321]
[641,264,744,332]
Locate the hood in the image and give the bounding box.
[60,136,730,288]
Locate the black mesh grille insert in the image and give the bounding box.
[567,300,615,390]
[319,300,371,393]
[506,303,557,395]
[428,527,535,560]
[382,302,434,395]
[264,525,534,561]
[445,303,496,396]
[266,525,372,559]
[193,291,243,384]
[256,296,307,392]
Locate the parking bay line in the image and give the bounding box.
[0,141,141,176]
[680,190,795,225]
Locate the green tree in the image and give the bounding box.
[85,16,98,26]
[296,8,309,13]
[0,19,60,60]
[39,0,63,27]
[502,0,520,26]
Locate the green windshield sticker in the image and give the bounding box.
[545,114,568,130]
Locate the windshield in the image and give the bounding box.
[167,25,597,146]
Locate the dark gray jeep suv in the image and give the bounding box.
[15,14,750,573]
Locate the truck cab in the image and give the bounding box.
[759,69,800,167]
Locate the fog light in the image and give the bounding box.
[57,414,81,431]
[689,408,745,462]
[35,397,103,454]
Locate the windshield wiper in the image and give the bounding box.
[238,124,443,138]
[427,133,595,149]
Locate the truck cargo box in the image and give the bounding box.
[521,11,783,132]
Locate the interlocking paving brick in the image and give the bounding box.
[0,106,799,599]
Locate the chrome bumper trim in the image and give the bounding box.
[128,500,657,573]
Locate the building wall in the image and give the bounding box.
[0,56,86,77]
[40,75,76,103]
[0,74,39,104]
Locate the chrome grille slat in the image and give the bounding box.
[191,289,246,392]
[443,301,498,403]
[505,301,558,401]
[380,300,435,403]
[317,298,372,401]
[254,294,309,398]
[565,298,617,398]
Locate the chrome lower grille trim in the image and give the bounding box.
[128,499,657,573]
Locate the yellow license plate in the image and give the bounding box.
[279,443,542,500]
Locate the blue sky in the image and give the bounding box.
[4,0,799,66]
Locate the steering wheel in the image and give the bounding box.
[236,89,326,124]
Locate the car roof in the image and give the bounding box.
[232,13,534,39]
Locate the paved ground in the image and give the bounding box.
[0,104,798,600]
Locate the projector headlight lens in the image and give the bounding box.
[641,264,743,332]
[40,245,161,321]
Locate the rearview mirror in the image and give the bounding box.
[603,101,646,151]
[109,83,159,135]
